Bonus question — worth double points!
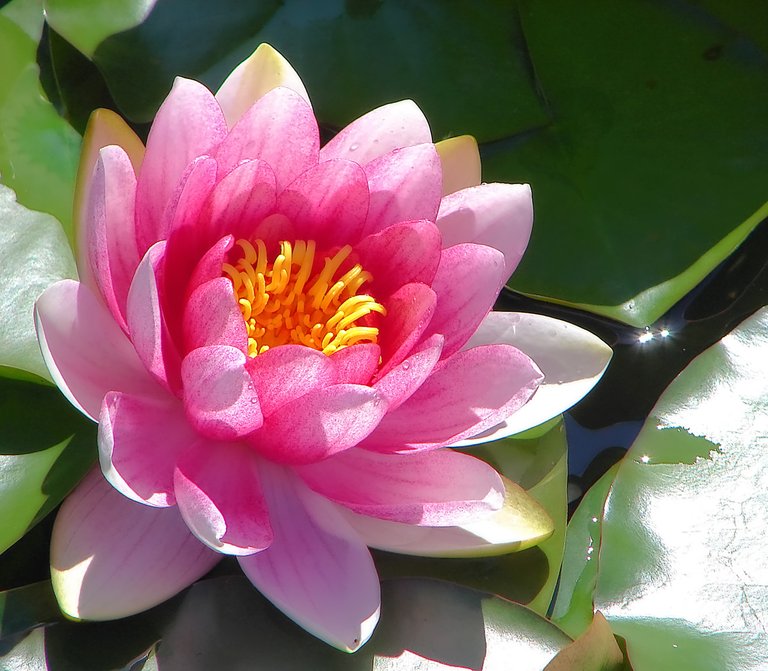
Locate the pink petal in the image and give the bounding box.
[246,345,337,418]
[276,159,369,247]
[376,283,437,377]
[74,109,145,292]
[238,463,379,652]
[330,343,380,385]
[181,345,263,440]
[251,384,386,465]
[35,280,160,420]
[51,468,220,620]
[363,344,541,452]
[422,243,507,358]
[355,220,442,298]
[320,100,431,165]
[215,87,319,192]
[173,443,272,555]
[338,475,553,558]
[200,158,277,243]
[298,448,503,526]
[135,78,227,253]
[436,183,533,277]
[456,311,612,443]
[183,277,247,354]
[98,391,197,507]
[215,43,311,128]
[85,146,140,331]
[126,242,182,392]
[435,135,481,196]
[188,235,234,297]
[372,334,443,411]
[363,144,443,235]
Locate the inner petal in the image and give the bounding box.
[222,239,386,357]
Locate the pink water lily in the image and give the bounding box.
[35,45,611,651]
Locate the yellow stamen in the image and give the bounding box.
[223,240,386,357]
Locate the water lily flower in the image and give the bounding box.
[35,45,611,651]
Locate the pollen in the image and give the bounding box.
[222,239,386,357]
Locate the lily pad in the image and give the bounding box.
[594,306,768,669]
[1,577,580,670]
[0,377,95,555]
[0,184,77,382]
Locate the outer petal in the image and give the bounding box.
[51,468,220,620]
[252,384,387,465]
[363,344,541,452]
[183,277,247,354]
[135,78,227,252]
[435,135,481,196]
[238,463,380,652]
[297,448,504,526]
[338,475,553,558]
[363,144,442,236]
[215,87,319,191]
[276,159,369,247]
[126,242,182,392]
[99,391,199,507]
[320,100,431,165]
[173,443,272,555]
[423,243,507,358]
[74,109,145,290]
[85,146,140,330]
[181,345,263,440]
[35,280,159,420]
[455,312,613,443]
[436,183,533,277]
[246,345,337,417]
[216,43,311,128]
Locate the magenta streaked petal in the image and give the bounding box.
[436,183,533,276]
[188,235,235,296]
[98,391,197,507]
[201,159,277,243]
[276,159,369,247]
[377,283,437,377]
[51,468,220,620]
[215,87,319,191]
[355,220,442,298]
[330,344,380,385]
[238,463,380,652]
[252,384,386,465]
[85,146,140,330]
[35,280,160,420]
[363,144,442,235]
[173,443,272,555]
[126,242,182,392]
[320,100,431,165]
[183,278,247,354]
[246,345,337,417]
[372,334,443,412]
[298,448,503,526]
[135,78,227,253]
[181,345,262,440]
[423,243,506,358]
[363,344,542,452]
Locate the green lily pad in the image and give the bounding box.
[543,612,625,671]
[488,0,768,326]
[1,577,579,670]
[374,419,567,615]
[594,306,768,669]
[0,377,95,555]
[0,184,77,382]
[43,0,158,58]
[0,15,80,239]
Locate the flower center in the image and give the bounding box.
[222,239,386,357]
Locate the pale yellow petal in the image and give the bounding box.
[435,134,481,196]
